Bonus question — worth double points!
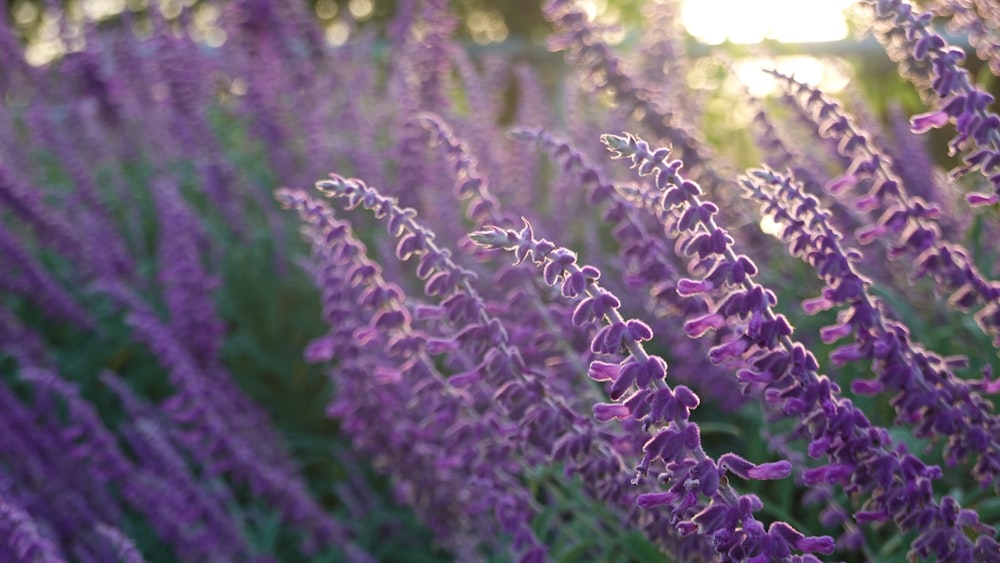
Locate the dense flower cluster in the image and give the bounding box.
[2,0,1000,561]
[866,0,1000,205]
[470,220,835,561]
[602,132,998,559]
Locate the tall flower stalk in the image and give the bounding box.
[278,187,549,562]
[770,70,1000,350]
[865,0,1000,205]
[471,220,835,561]
[512,127,745,410]
[313,173,729,558]
[542,0,732,199]
[602,131,998,560]
[742,166,1000,489]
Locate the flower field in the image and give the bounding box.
[2,0,1000,561]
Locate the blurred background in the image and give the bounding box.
[2,1,1000,562]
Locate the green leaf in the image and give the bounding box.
[617,532,667,563]
[554,539,598,563]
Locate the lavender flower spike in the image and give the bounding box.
[471,220,834,562]
[94,524,147,563]
[743,166,1000,489]
[865,0,1000,205]
[602,131,999,561]
[0,499,65,562]
[769,70,1000,349]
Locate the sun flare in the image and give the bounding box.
[681,0,857,44]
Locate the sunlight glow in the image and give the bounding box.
[733,55,852,96]
[681,0,856,44]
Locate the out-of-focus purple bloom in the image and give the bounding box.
[0,223,93,329]
[930,0,1000,76]
[542,0,733,203]
[94,524,147,563]
[886,103,963,233]
[0,165,82,263]
[0,498,65,563]
[89,281,343,555]
[153,179,224,368]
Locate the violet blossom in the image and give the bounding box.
[471,219,834,561]
[277,187,548,562]
[742,166,1000,489]
[602,131,998,561]
[866,0,1000,205]
[770,70,1000,350]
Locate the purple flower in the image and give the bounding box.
[514,128,743,411]
[542,0,732,200]
[910,110,950,132]
[770,70,1000,349]
[0,499,65,562]
[603,131,996,561]
[866,0,1000,204]
[94,524,148,563]
[297,183,566,560]
[472,219,832,560]
[743,166,1000,490]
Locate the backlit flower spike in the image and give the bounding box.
[314,177,724,558]
[744,166,1000,489]
[280,187,548,561]
[603,131,998,561]
[407,0,459,110]
[413,117,727,554]
[542,0,734,202]
[315,175,639,517]
[419,115,611,403]
[417,113,507,227]
[513,127,746,410]
[929,1,1000,77]
[317,176,585,413]
[492,64,548,214]
[634,0,698,115]
[448,50,510,177]
[769,70,1000,350]
[748,100,870,236]
[281,189,480,544]
[865,0,1000,205]
[472,220,835,562]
